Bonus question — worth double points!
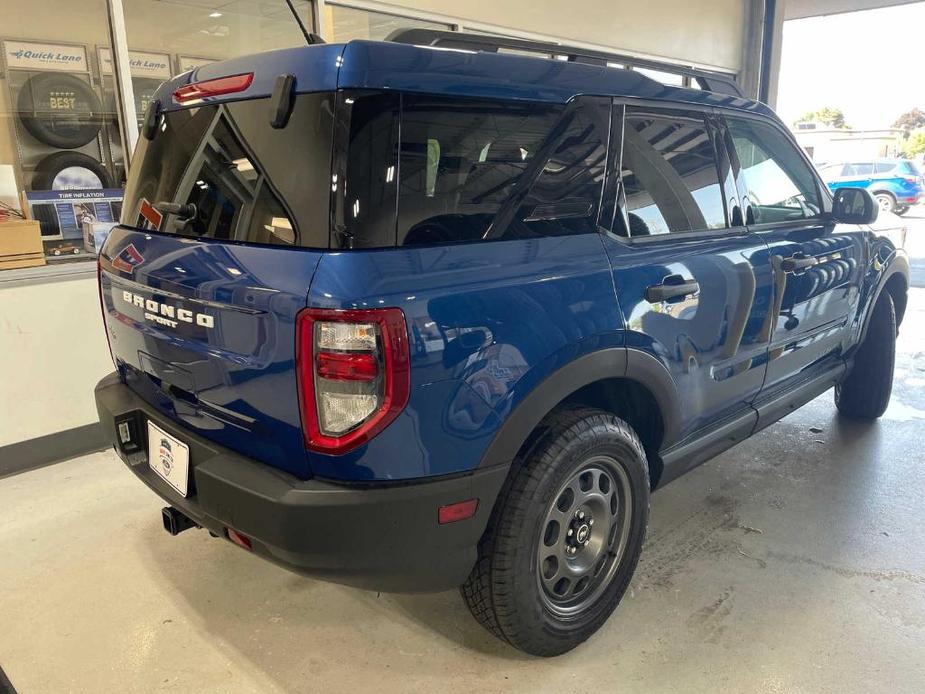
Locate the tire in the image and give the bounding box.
[873,192,897,214]
[895,206,909,216]
[32,152,113,191]
[835,292,896,419]
[16,72,103,149]
[462,407,650,656]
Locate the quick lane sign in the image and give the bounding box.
[3,40,88,72]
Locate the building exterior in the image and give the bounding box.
[792,122,905,163]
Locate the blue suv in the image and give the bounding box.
[94,31,909,656]
[818,158,924,215]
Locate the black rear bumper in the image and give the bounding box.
[94,372,508,592]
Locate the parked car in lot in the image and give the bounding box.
[94,30,910,656]
[816,158,923,215]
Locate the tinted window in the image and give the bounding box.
[505,98,609,238]
[397,95,563,245]
[123,93,334,247]
[617,110,726,236]
[874,162,895,174]
[335,91,400,248]
[727,117,821,224]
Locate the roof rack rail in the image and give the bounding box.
[386,29,744,98]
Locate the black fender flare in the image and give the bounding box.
[479,347,681,468]
[858,252,910,345]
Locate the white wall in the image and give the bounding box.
[342,0,747,71]
[0,276,113,447]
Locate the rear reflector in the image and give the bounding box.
[226,527,252,550]
[438,499,479,524]
[174,73,254,103]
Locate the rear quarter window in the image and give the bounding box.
[333,92,610,248]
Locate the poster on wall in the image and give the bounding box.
[24,189,122,256]
[177,55,217,73]
[98,47,172,127]
[97,47,172,80]
[2,40,88,73]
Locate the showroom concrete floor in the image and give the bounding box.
[2,289,924,694]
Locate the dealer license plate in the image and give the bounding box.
[147,421,190,497]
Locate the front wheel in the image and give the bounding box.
[835,292,896,419]
[462,407,650,656]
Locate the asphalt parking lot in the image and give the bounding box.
[1,211,923,693]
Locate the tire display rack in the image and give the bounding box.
[1,39,218,248]
[1,39,119,217]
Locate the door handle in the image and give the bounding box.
[645,275,700,303]
[779,254,818,273]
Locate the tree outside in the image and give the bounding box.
[794,106,849,129]
[901,129,925,158]
[892,108,925,134]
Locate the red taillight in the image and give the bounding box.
[438,499,479,524]
[296,307,410,455]
[173,73,254,104]
[900,175,919,184]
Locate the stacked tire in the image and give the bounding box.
[17,72,112,190]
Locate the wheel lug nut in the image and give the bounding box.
[577,511,585,520]
[589,519,594,526]
[567,529,573,536]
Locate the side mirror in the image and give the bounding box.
[831,187,878,225]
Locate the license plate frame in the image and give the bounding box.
[147,421,190,497]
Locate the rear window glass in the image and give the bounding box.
[122,93,334,248]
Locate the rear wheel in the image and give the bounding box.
[835,292,896,419]
[874,192,897,214]
[462,407,649,656]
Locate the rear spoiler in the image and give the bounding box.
[386,29,743,98]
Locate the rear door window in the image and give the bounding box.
[616,108,727,237]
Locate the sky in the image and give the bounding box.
[777,2,925,131]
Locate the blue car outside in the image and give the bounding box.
[818,158,924,215]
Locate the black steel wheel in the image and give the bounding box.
[537,457,633,616]
[462,407,649,656]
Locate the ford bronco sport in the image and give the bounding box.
[94,30,910,656]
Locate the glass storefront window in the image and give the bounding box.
[326,4,452,42]
[0,0,123,268]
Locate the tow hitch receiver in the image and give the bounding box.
[162,506,197,535]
